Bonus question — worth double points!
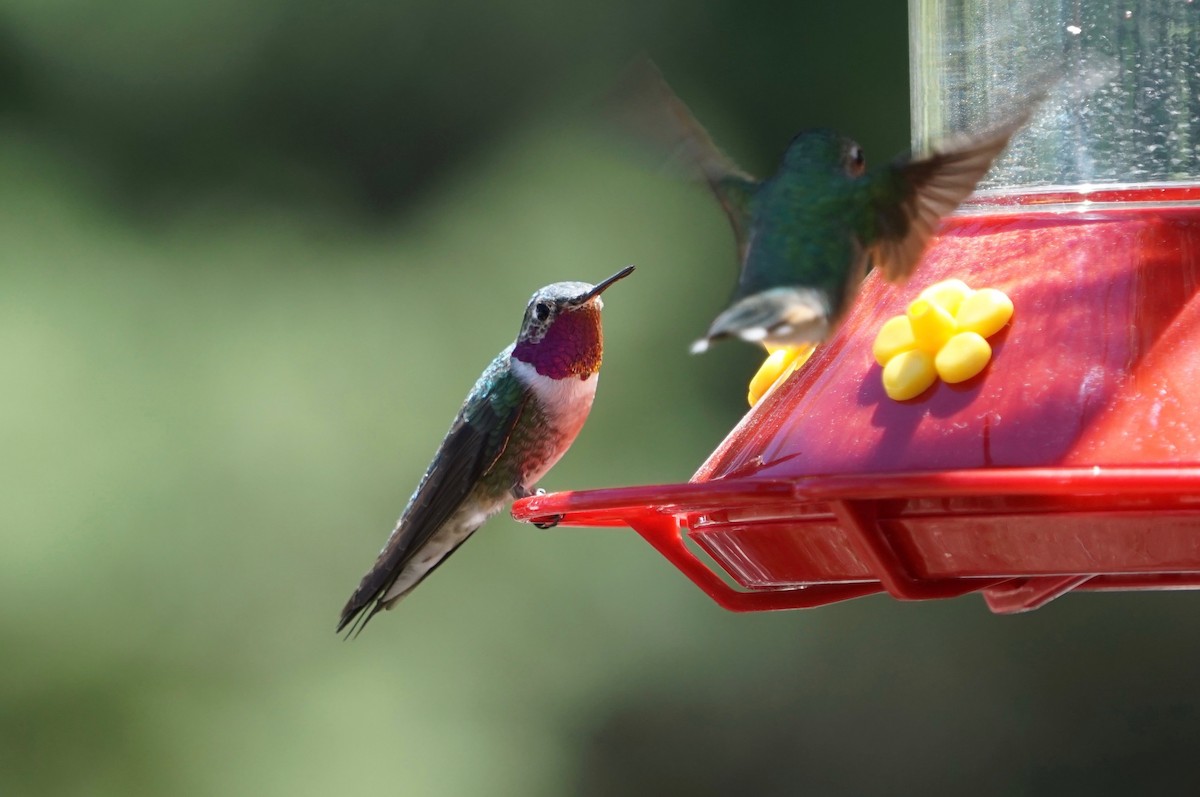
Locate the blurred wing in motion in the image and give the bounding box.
[607,57,760,262]
[865,111,1033,283]
[868,60,1118,283]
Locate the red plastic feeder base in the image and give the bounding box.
[512,467,1200,614]
[513,188,1200,614]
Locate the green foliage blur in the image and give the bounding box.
[3,2,1199,795]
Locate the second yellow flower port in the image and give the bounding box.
[874,279,1013,401]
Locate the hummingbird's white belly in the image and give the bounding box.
[380,497,507,603]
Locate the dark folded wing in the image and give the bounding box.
[337,365,530,634]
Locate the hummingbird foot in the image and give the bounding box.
[512,483,546,500]
[515,485,560,526]
[520,484,561,528]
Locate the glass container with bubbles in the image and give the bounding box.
[912,0,1199,196]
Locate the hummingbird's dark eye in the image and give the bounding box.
[846,144,866,176]
[534,302,551,322]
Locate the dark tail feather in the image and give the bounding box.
[339,600,383,640]
[335,524,472,638]
[337,586,386,638]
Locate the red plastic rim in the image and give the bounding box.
[512,465,1200,614]
[515,466,1200,526]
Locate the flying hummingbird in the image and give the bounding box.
[613,61,1037,353]
[337,265,634,636]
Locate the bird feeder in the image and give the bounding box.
[513,0,1200,614]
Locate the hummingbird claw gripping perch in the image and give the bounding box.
[529,489,562,527]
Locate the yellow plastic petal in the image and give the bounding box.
[872,315,916,366]
[881,349,937,401]
[788,343,815,370]
[748,349,791,406]
[907,298,957,353]
[918,279,974,316]
[747,345,813,406]
[935,331,992,383]
[955,288,1013,338]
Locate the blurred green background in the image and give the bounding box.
[3,2,1200,795]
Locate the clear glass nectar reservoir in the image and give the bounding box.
[910,0,1200,191]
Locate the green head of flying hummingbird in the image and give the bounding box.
[614,61,1039,353]
[337,265,634,637]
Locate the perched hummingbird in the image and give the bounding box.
[337,265,634,636]
[613,61,1037,353]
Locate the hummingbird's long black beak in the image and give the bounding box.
[575,265,635,304]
